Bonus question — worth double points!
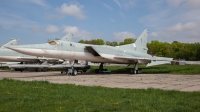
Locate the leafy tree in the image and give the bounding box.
[78,40,85,44]
[78,39,104,45]
[124,38,136,44]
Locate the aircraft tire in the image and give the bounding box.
[138,70,142,74]
[95,69,99,73]
[130,69,134,74]
[134,70,137,74]
[72,69,77,76]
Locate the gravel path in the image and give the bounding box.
[0,70,200,92]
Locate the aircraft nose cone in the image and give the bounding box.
[6,46,46,57]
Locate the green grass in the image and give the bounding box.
[0,79,200,112]
[0,66,9,70]
[90,64,200,75]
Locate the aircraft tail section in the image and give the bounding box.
[134,29,148,53]
[118,29,148,53]
[147,56,173,67]
[61,33,73,41]
[147,61,171,67]
[1,39,18,48]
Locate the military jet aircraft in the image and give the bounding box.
[7,29,173,75]
[0,34,72,63]
[0,41,39,63]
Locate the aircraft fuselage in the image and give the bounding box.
[8,40,152,64]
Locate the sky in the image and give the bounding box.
[0,0,200,45]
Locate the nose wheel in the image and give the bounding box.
[68,68,77,76]
[130,63,142,74]
[130,69,142,74]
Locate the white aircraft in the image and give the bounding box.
[7,29,173,75]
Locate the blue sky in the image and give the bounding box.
[0,0,200,45]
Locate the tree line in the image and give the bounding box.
[78,39,200,61]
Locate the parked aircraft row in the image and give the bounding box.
[2,29,173,75]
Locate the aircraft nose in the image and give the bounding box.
[6,46,47,57]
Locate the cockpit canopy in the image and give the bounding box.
[48,40,59,45]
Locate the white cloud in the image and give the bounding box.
[63,26,92,39]
[119,12,125,17]
[103,3,113,10]
[121,0,135,9]
[20,0,48,7]
[45,25,59,34]
[148,22,200,43]
[113,32,136,41]
[56,3,86,20]
[140,0,200,43]
[110,18,116,22]
[63,26,78,34]
[113,0,122,8]
[113,0,135,9]
[150,32,158,38]
[166,22,198,32]
[167,0,200,9]
[183,0,200,9]
[0,13,37,29]
[167,0,184,7]
[29,27,41,33]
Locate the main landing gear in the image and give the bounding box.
[130,63,142,74]
[95,63,108,73]
[60,60,78,76]
[68,67,78,76]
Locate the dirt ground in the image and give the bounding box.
[0,70,200,92]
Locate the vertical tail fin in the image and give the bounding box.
[1,39,19,48]
[61,33,73,41]
[134,29,148,53]
[118,29,149,53]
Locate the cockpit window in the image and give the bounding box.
[48,41,57,45]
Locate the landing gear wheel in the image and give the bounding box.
[138,70,142,74]
[95,69,99,73]
[82,70,87,73]
[130,69,134,74]
[134,70,137,74]
[72,69,77,76]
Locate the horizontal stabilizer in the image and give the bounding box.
[147,61,171,67]
[152,56,173,61]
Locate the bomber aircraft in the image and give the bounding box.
[7,29,173,75]
[0,38,41,63]
[0,34,73,63]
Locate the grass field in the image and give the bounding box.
[0,79,200,112]
[90,64,200,75]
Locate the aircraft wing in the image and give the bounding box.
[86,46,173,66]
[114,56,151,63]
[114,56,150,60]
[86,46,151,63]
